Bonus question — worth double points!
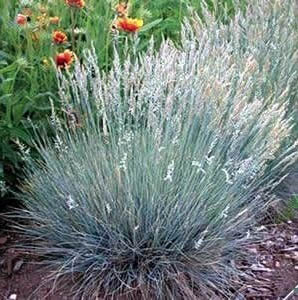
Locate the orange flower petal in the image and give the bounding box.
[53,31,68,44]
[55,50,75,68]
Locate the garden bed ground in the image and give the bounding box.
[0,217,298,300]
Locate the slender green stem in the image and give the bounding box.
[70,8,76,53]
[25,27,34,62]
[179,0,183,23]
[104,4,113,72]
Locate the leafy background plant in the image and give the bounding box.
[0,0,58,198]
[0,0,250,201]
[277,196,298,222]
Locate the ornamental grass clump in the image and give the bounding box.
[15,1,297,299]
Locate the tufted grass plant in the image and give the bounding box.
[14,0,298,299]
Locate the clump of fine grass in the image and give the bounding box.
[13,0,298,299]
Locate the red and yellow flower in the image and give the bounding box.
[116,17,143,33]
[55,50,75,68]
[16,14,27,26]
[52,31,68,44]
[65,0,85,9]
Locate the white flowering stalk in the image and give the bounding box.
[57,0,297,196]
[16,1,297,299]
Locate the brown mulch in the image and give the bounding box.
[0,221,298,300]
[238,220,298,299]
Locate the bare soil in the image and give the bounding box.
[237,220,298,299]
